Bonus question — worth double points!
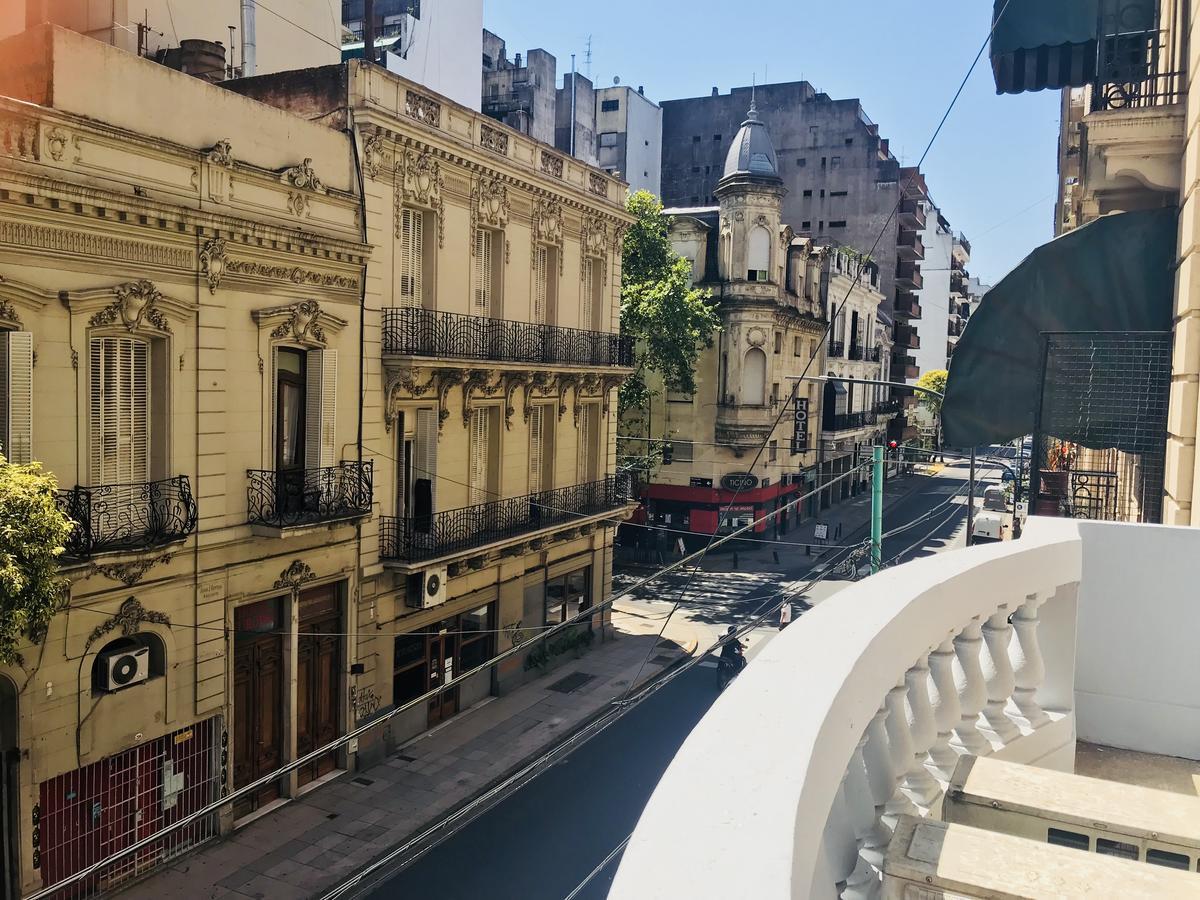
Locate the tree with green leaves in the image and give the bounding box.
[0,455,72,664]
[916,369,948,459]
[619,190,719,414]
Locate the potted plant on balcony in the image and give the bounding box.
[1035,441,1075,516]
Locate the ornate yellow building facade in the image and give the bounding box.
[0,24,632,899]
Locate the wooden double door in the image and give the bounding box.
[233,586,343,817]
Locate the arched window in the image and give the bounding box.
[742,347,767,406]
[91,633,166,696]
[747,226,770,281]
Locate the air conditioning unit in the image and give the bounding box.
[406,565,448,610]
[97,645,150,692]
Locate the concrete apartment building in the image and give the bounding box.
[909,201,971,380]
[595,84,663,196]
[342,0,484,112]
[0,10,634,900]
[481,30,557,146]
[661,83,929,440]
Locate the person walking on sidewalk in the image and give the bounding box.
[778,602,793,630]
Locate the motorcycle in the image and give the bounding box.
[716,648,746,691]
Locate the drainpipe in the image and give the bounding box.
[240,0,256,77]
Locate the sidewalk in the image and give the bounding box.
[119,616,700,900]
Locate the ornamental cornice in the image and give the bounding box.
[66,279,195,333]
[252,299,348,348]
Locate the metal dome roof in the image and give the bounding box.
[722,102,780,181]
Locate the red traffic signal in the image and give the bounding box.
[888,440,898,450]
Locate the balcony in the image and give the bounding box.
[482,88,534,117]
[867,345,882,363]
[874,397,902,416]
[246,462,373,532]
[894,322,920,350]
[898,198,926,230]
[895,261,923,291]
[847,344,865,361]
[896,228,925,261]
[827,340,845,359]
[947,317,964,339]
[890,356,919,381]
[379,474,631,565]
[827,411,876,432]
[893,292,921,320]
[381,307,634,370]
[57,476,198,559]
[611,518,1200,898]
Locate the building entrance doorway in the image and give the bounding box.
[233,597,284,818]
[297,584,341,786]
[426,627,459,726]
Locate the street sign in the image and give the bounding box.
[791,397,810,453]
[814,523,829,540]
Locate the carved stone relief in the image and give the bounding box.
[405,91,442,127]
[45,127,68,162]
[89,280,172,334]
[470,174,510,255]
[84,597,172,655]
[461,370,503,426]
[274,559,316,590]
[504,372,532,429]
[90,553,174,588]
[524,371,556,423]
[540,151,564,178]
[198,237,226,294]
[362,131,387,179]
[383,368,437,432]
[395,149,445,247]
[280,158,325,192]
[479,123,509,155]
[532,197,564,272]
[588,172,608,197]
[268,299,326,344]
[205,139,234,202]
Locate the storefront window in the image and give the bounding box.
[393,634,426,705]
[459,604,495,671]
[545,567,592,625]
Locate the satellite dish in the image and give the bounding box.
[613,76,620,85]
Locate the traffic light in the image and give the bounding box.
[888,440,899,460]
[662,442,673,465]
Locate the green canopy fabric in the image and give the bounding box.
[941,207,1177,448]
[991,0,1099,94]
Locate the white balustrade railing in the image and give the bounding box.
[610,518,1083,900]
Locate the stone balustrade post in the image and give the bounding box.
[883,679,920,818]
[952,616,991,755]
[823,775,859,896]
[903,653,942,807]
[926,632,963,781]
[1010,592,1050,728]
[843,735,887,900]
[980,604,1021,742]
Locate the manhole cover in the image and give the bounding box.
[547,672,596,693]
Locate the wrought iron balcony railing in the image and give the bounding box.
[875,398,902,415]
[247,462,373,530]
[827,411,877,432]
[382,307,634,368]
[847,344,864,361]
[868,345,882,362]
[1091,0,1185,111]
[827,340,845,358]
[380,474,631,564]
[57,475,198,559]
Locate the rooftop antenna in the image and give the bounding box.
[584,34,592,80]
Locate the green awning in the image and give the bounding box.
[941,207,1177,448]
[991,0,1099,94]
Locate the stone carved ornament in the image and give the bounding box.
[280,158,325,192]
[89,280,172,334]
[532,197,564,272]
[395,148,445,247]
[90,553,174,588]
[274,559,317,590]
[199,237,226,294]
[470,174,510,255]
[84,597,172,655]
[269,299,326,345]
[383,368,438,432]
[524,372,557,423]
[461,370,503,426]
[362,131,387,180]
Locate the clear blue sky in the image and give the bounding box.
[485,0,1062,285]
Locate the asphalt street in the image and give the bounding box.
[346,464,995,900]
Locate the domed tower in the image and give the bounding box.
[715,101,787,284]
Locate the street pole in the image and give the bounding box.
[871,445,883,574]
[967,448,976,545]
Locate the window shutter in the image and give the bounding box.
[268,346,278,466]
[577,402,591,483]
[0,331,31,464]
[400,209,423,308]
[474,229,491,316]
[89,336,149,486]
[581,258,594,330]
[469,407,489,505]
[528,404,544,492]
[534,246,548,324]
[415,407,437,514]
[305,349,337,469]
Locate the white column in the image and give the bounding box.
[844,734,888,900]
[1010,592,1050,728]
[952,616,991,755]
[926,633,963,781]
[861,706,901,834]
[980,604,1020,742]
[904,653,941,807]
[824,775,859,896]
[883,679,920,818]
